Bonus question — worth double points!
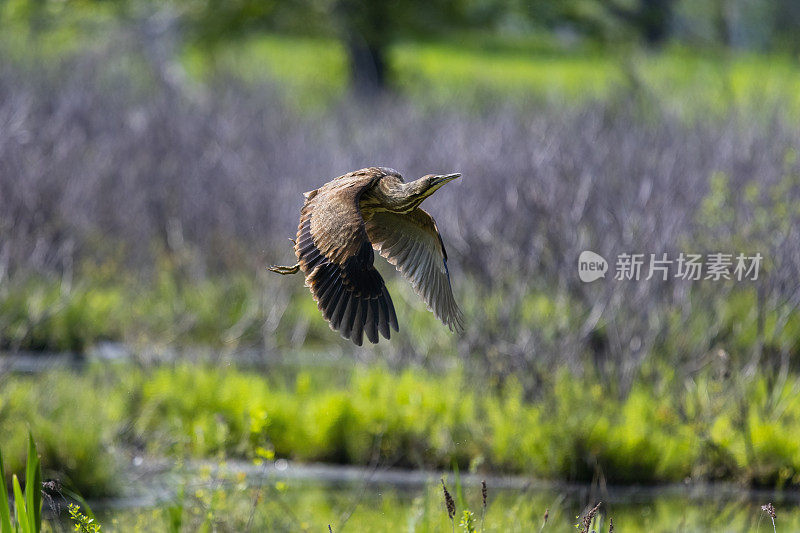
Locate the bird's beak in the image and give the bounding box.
[431,173,461,187]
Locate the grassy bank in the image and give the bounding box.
[3,361,800,498]
[0,264,462,356]
[5,18,800,117]
[4,262,800,384]
[184,34,800,117]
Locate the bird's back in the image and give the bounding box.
[297,168,387,263]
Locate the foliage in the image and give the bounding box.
[182,34,800,115]
[68,504,100,533]
[0,434,42,533]
[0,372,125,498]
[459,509,476,532]
[5,362,800,500]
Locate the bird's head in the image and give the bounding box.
[403,173,461,204]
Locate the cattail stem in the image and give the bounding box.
[480,480,487,532]
[762,503,777,533]
[441,478,455,533]
[580,502,602,533]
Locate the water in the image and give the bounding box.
[8,349,798,531]
[69,461,800,532]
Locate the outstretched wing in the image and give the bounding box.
[295,172,398,345]
[365,208,464,332]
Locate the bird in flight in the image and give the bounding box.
[269,167,464,345]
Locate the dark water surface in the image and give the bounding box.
[78,461,799,532]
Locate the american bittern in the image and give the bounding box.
[269,167,464,345]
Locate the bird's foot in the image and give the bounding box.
[268,263,301,275]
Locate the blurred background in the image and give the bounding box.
[2,0,800,530]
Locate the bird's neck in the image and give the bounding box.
[360,181,428,215]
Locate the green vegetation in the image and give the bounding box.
[68,504,101,533]
[0,411,793,531]
[3,0,800,528]
[0,263,458,353]
[4,361,800,500]
[0,435,42,533]
[6,11,800,117]
[185,34,800,117]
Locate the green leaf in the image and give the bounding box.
[12,475,29,533]
[165,486,184,533]
[24,434,41,532]
[0,448,14,533]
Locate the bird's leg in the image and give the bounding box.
[268,237,301,275]
[268,263,301,275]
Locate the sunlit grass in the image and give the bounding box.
[4,361,800,499]
[183,34,349,111]
[390,39,624,108]
[181,33,800,118]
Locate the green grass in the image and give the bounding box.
[183,34,800,117]
[391,40,622,106]
[5,8,800,117]
[0,265,273,353]
[3,248,798,367]
[0,434,42,533]
[0,252,467,354]
[0,370,126,498]
[4,361,800,498]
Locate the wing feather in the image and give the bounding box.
[366,209,464,332]
[295,170,399,345]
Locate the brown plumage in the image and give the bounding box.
[269,166,464,346]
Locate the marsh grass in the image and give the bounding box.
[762,502,777,533]
[0,434,42,533]
[578,501,602,533]
[0,444,786,532]
[5,362,800,502]
[441,478,455,531]
[96,476,795,532]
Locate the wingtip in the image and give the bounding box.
[450,308,465,334]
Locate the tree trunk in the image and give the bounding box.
[346,36,386,95]
[639,0,674,46]
[606,0,675,48]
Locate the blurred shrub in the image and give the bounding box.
[6,362,800,496]
[0,368,130,497]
